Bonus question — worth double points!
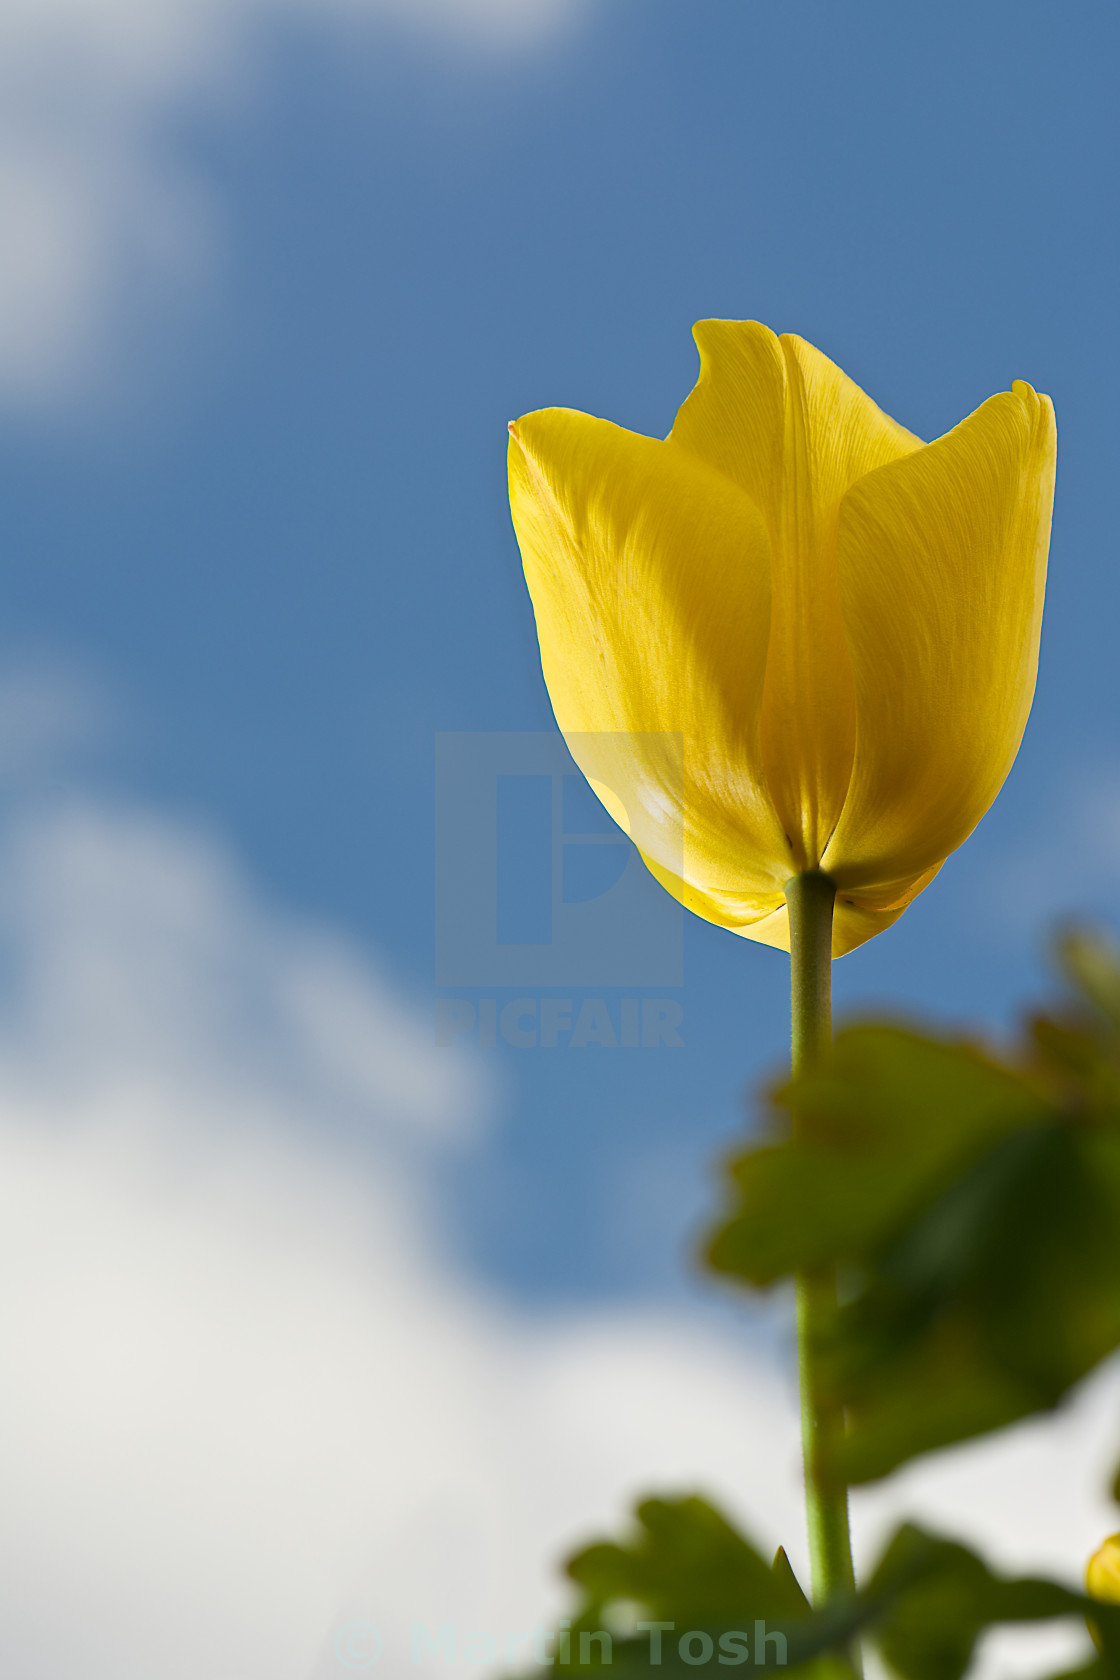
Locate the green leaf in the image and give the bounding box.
[565,1495,810,1627]
[706,945,1120,1480]
[772,1547,812,1616]
[868,1525,1089,1680]
[707,1027,1036,1287]
[548,1495,844,1676]
[831,1120,1120,1480]
[866,1523,1120,1680]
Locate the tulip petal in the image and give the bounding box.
[669,321,923,867]
[640,851,785,934]
[823,382,1056,892]
[508,408,792,909]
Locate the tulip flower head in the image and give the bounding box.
[508,321,1056,955]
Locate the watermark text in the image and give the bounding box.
[435,996,684,1049]
[332,1618,787,1670]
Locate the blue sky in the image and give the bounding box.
[0,3,1117,1672]
[2,0,1115,1302]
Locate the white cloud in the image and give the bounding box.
[0,790,807,1679]
[0,0,584,407]
[0,766,1111,1678]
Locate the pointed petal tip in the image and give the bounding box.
[691,317,776,353]
[1010,380,1057,438]
[1010,377,1055,410]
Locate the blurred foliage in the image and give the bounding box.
[513,1494,1120,1679]
[707,927,1120,1481]
[506,931,1120,1680]
[550,1495,837,1679]
[564,1495,810,1629]
[866,1524,1119,1680]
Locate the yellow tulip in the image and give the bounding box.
[508,320,1056,956]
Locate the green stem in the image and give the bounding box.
[784,872,859,1627]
